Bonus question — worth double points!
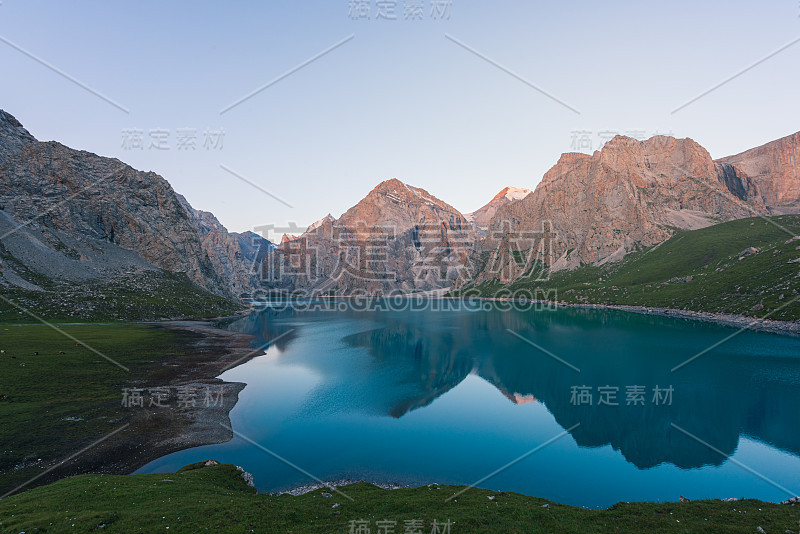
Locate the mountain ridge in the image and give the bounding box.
[264,177,473,294]
[461,133,794,287]
[0,109,270,308]
[263,131,798,296]
[2,106,798,306]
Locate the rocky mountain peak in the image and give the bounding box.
[715,131,800,213]
[592,134,717,186]
[0,109,264,299]
[0,109,37,165]
[0,109,25,129]
[265,178,474,294]
[492,186,532,202]
[338,178,467,234]
[467,186,533,234]
[306,213,335,233]
[468,133,764,286]
[372,177,408,192]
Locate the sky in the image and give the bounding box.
[1,0,799,238]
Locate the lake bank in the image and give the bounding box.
[0,318,264,497]
[439,296,800,336]
[2,462,798,533]
[548,301,800,336]
[252,295,800,336]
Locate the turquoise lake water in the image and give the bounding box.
[137,303,800,508]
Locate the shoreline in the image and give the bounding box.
[547,301,800,336]
[5,311,799,512]
[25,305,795,486]
[249,295,800,336]
[3,463,799,534]
[266,476,798,506]
[70,317,266,480]
[159,309,800,509]
[112,317,265,473]
[0,316,265,496]
[436,295,800,336]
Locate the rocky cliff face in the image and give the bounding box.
[0,109,268,298]
[176,195,273,297]
[715,131,800,214]
[0,110,36,165]
[466,186,531,234]
[463,135,768,287]
[264,179,475,294]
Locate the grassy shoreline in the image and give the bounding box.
[1,463,797,533]
[0,320,258,497]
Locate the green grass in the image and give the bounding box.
[0,270,243,323]
[458,216,800,321]
[0,323,204,494]
[0,463,797,533]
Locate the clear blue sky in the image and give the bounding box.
[1,0,798,235]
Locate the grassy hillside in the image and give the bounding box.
[0,462,797,533]
[462,216,800,322]
[0,269,243,323]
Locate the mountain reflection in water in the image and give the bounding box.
[138,303,800,507]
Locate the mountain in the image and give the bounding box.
[0,109,270,317]
[263,178,474,294]
[236,231,275,270]
[5,105,795,308]
[306,213,334,233]
[465,186,531,234]
[464,215,800,322]
[176,195,273,298]
[715,131,800,214]
[461,135,772,287]
[263,132,798,297]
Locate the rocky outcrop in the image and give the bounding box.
[466,186,531,234]
[176,195,273,298]
[0,110,36,165]
[0,109,268,298]
[463,136,766,286]
[715,131,800,214]
[235,231,274,269]
[263,179,475,294]
[306,214,335,233]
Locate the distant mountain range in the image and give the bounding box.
[269,130,799,295]
[1,107,798,317]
